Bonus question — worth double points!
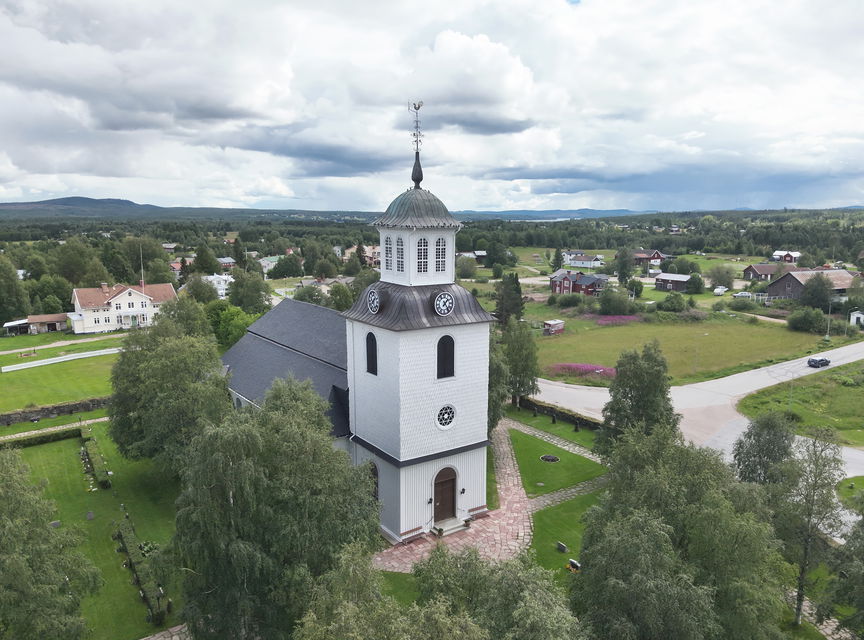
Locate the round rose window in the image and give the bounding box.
[437,405,456,428]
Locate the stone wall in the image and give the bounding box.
[518,397,601,431]
[0,397,110,426]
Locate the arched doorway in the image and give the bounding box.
[433,467,457,523]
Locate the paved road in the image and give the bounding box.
[536,340,864,478]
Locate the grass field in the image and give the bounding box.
[0,337,123,367]
[738,361,864,448]
[19,422,182,640]
[533,311,851,385]
[504,406,597,450]
[0,330,124,351]
[381,571,420,606]
[837,476,864,509]
[1,408,108,436]
[509,430,606,498]
[0,354,116,412]
[530,492,600,572]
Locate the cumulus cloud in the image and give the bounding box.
[0,0,862,210]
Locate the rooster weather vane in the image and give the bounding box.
[410,100,424,188]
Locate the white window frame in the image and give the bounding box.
[384,236,393,271]
[435,237,446,272]
[417,238,428,273]
[396,237,404,272]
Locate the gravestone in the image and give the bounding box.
[49,520,61,528]
[86,511,94,520]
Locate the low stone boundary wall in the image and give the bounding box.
[0,397,110,427]
[1,347,120,373]
[519,397,601,431]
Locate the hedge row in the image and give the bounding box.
[518,397,601,431]
[83,439,111,489]
[114,519,168,625]
[0,426,82,449]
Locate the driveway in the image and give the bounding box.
[536,340,864,478]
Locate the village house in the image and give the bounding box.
[772,250,801,263]
[179,273,233,299]
[161,243,178,252]
[566,254,605,269]
[224,150,491,543]
[217,257,236,271]
[258,255,281,276]
[618,249,672,266]
[655,272,691,291]
[765,269,859,302]
[742,263,807,281]
[68,281,176,334]
[549,269,609,295]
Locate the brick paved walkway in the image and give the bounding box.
[139,625,190,640]
[0,417,109,443]
[372,418,605,572]
[505,418,602,463]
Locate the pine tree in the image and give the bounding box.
[494,272,523,325]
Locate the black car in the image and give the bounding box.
[807,357,830,368]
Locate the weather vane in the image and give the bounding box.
[410,101,424,152]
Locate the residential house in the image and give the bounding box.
[620,249,672,266]
[342,244,381,267]
[180,273,233,300]
[16,269,26,280]
[850,310,864,328]
[68,281,176,334]
[567,254,605,269]
[655,273,691,291]
[258,255,281,276]
[217,257,236,271]
[3,313,69,336]
[473,250,487,263]
[161,243,178,252]
[765,269,859,302]
[743,263,807,281]
[549,269,609,295]
[772,250,801,263]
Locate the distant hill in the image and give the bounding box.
[0,197,655,222]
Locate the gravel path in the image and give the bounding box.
[0,417,109,442]
[0,334,121,356]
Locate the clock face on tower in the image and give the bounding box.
[367,289,381,314]
[433,291,455,316]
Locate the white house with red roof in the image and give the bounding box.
[68,281,177,334]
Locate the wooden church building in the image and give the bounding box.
[222,149,494,542]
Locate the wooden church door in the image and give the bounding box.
[434,467,456,522]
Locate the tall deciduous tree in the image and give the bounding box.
[732,412,795,484]
[818,494,864,635]
[193,243,220,275]
[109,298,229,473]
[575,424,787,640]
[271,254,304,278]
[174,378,379,640]
[144,258,174,284]
[412,546,581,640]
[0,449,101,639]
[228,268,271,314]
[706,265,736,289]
[551,247,563,271]
[0,255,30,325]
[487,334,510,434]
[494,272,524,325]
[776,428,845,627]
[502,317,539,406]
[799,273,833,312]
[615,247,633,285]
[599,341,679,453]
[183,274,218,304]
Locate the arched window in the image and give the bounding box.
[384,236,393,271]
[417,238,428,273]
[366,332,377,375]
[435,237,447,272]
[396,238,404,272]
[437,335,454,379]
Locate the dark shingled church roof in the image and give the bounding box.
[372,187,462,230]
[222,298,349,437]
[342,281,494,331]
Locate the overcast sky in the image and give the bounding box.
[1,0,862,212]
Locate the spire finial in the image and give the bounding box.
[410,101,424,188]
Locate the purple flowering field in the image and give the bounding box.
[546,363,617,379]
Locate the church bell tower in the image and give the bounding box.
[342,104,494,541]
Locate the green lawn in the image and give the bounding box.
[779,610,827,639]
[837,476,864,509]
[381,571,419,606]
[19,422,182,640]
[0,354,117,412]
[0,337,123,367]
[1,408,108,436]
[509,430,606,498]
[505,406,597,450]
[738,361,864,448]
[486,446,499,511]
[530,492,600,572]
[533,310,852,385]
[0,330,124,351]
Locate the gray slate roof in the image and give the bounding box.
[372,187,462,230]
[655,272,691,282]
[222,298,349,437]
[342,282,494,331]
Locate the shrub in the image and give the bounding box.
[539,269,548,276]
[657,291,687,312]
[728,298,757,311]
[712,300,726,311]
[546,294,558,306]
[679,309,708,322]
[787,307,827,333]
[599,288,637,315]
[0,426,82,449]
[83,439,111,488]
[475,276,489,284]
[557,294,582,308]
[471,288,479,297]
[492,263,504,279]
[546,363,617,380]
[115,518,167,625]
[685,273,705,294]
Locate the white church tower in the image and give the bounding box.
[343,106,494,542]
